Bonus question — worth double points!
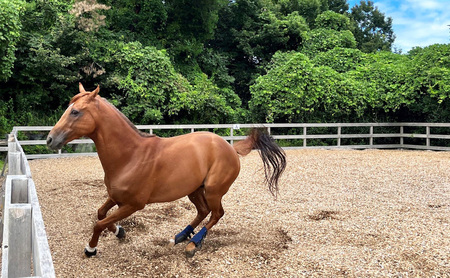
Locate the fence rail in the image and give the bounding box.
[3,123,449,159]
[1,131,55,277]
[0,122,449,276]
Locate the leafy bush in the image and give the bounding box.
[0,0,24,81]
[303,28,357,55]
[315,10,351,31]
[95,41,243,125]
[249,51,367,123]
[313,47,366,73]
[98,41,191,124]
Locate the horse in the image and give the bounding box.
[46,83,286,257]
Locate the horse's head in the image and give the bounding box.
[47,83,100,150]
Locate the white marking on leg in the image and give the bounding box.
[168,237,176,248]
[114,225,121,236]
[85,244,96,253]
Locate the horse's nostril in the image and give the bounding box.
[46,136,53,146]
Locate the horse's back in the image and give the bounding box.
[161,131,240,173]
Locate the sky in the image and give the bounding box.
[347,0,450,53]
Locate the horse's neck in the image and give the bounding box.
[89,102,143,174]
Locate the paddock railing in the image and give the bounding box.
[1,131,55,277]
[5,123,450,159]
[0,122,448,276]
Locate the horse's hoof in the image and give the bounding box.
[115,225,126,239]
[84,247,97,257]
[185,242,197,258]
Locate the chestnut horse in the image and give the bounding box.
[47,83,286,257]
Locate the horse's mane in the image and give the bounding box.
[101,98,156,138]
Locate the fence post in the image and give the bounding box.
[337,126,341,147]
[400,126,404,147]
[2,176,32,278]
[8,152,21,176]
[426,126,431,148]
[230,127,234,145]
[369,126,374,146]
[303,127,307,147]
[7,134,15,153]
[1,134,8,176]
[8,134,22,175]
[2,129,56,277]
[29,179,56,277]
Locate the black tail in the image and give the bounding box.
[252,129,287,198]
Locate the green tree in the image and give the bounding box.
[101,0,167,46]
[0,0,80,124]
[0,0,24,81]
[178,74,243,124]
[315,10,351,31]
[350,0,395,52]
[346,51,413,120]
[97,41,191,123]
[1,0,448,133]
[407,44,450,121]
[209,0,309,100]
[95,41,242,125]
[276,0,328,25]
[327,0,349,14]
[249,51,368,123]
[303,28,356,55]
[163,0,227,78]
[209,0,268,100]
[313,47,366,73]
[0,0,111,133]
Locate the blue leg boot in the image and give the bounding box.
[169,225,194,246]
[185,227,207,257]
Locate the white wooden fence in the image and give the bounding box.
[1,132,55,277]
[6,123,450,159]
[0,122,449,277]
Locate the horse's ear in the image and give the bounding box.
[79,82,86,94]
[90,85,100,99]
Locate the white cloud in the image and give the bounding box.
[405,0,442,10]
[371,0,450,52]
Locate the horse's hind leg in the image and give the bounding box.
[188,187,211,228]
[183,144,240,257]
[169,187,210,246]
[185,193,225,257]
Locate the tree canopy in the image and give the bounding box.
[0,0,448,135]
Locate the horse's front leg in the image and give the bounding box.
[85,204,139,257]
[97,197,115,220]
[97,197,124,237]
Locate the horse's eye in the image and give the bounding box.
[71,109,80,116]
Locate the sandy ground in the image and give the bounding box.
[22,149,450,277]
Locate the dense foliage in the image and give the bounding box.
[0,0,448,135]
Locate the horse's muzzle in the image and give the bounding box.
[46,133,66,150]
